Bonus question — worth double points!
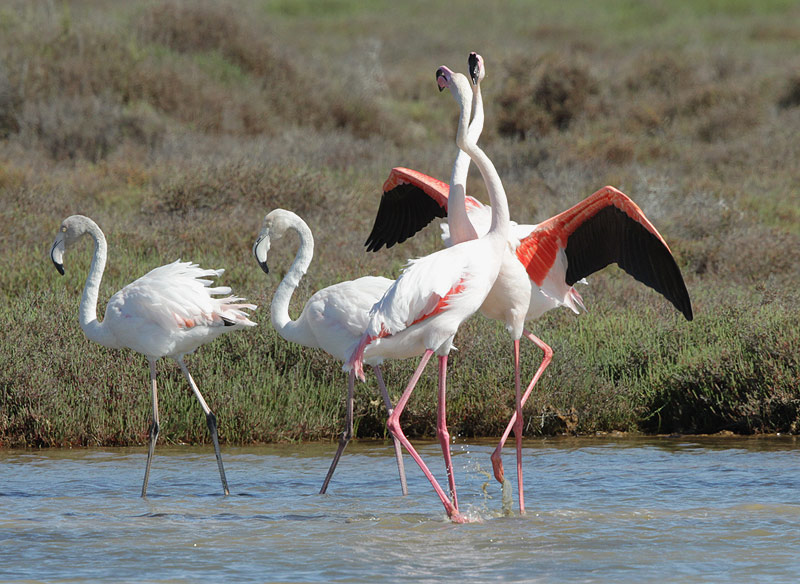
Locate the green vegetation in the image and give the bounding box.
[1,0,798,448]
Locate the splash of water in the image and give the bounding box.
[501,478,514,516]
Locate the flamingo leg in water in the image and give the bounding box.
[387,349,465,523]
[373,366,409,496]
[513,339,524,514]
[142,358,160,498]
[491,331,553,512]
[178,357,230,496]
[319,370,356,494]
[436,355,458,509]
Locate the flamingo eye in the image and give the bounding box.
[61,226,67,232]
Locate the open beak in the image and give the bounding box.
[50,237,65,275]
[252,231,270,275]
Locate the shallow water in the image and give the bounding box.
[2,436,800,583]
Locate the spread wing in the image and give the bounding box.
[516,186,693,320]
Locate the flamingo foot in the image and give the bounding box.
[448,507,469,524]
[491,448,505,484]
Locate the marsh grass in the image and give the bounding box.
[1,0,799,447]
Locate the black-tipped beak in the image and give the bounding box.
[436,67,447,92]
[50,239,65,275]
[253,231,271,274]
[468,53,480,85]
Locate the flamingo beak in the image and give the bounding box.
[252,232,270,275]
[436,67,448,92]
[468,52,480,85]
[50,237,65,276]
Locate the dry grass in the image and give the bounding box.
[1,0,799,446]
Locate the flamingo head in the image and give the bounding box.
[253,208,303,275]
[436,66,451,92]
[436,65,470,97]
[50,215,94,276]
[468,52,485,86]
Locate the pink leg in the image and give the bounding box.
[512,340,524,514]
[386,349,466,523]
[491,332,553,510]
[373,366,409,496]
[435,355,458,510]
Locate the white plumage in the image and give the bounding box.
[366,53,692,515]
[252,208,408,496]
[50,214,256,497]
[346,65,512,523]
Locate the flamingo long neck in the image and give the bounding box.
[446,151,474,244]
[270,218,314,344]
[79,219,117,348]
[456,91,509,242]
[447,78,485,245]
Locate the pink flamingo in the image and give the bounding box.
[364,53,693,514]
[50,214,256,496]
[347,64,513,523]
[252,208,408,496]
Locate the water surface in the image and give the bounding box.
[2,436,799,583]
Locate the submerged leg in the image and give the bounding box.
[435,355,458,509]
[386,350,465,523]
[491,332,553,509]
[373,366,409,496]
[142,359,160,498]
[177,357,229,496]
[512,340,524,514]
[320,369,356,494]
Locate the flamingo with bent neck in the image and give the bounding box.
[252,209,408,495]
[50,214,256,496]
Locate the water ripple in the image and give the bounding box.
[2,437,800,583]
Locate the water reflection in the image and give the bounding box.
[2,436,799,583]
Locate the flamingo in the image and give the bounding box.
[252,209,408,496]
[364,53,693,514]
[50,215,257,497]
[346,64,513,523]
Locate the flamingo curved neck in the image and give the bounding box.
[79,220,117,348]
[455,86,509,240]
[447,79,485,245]
[270,218,315,344]
[446,150,476,244]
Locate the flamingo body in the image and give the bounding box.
[102,261,255,358]
[284,275,394,359]
[354,237,501,367]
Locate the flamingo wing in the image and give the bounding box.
[109,260,256,332]
[365,167,449,251]
[516,186,693,321]
[365,167,489,251]
[366,246,478,337]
